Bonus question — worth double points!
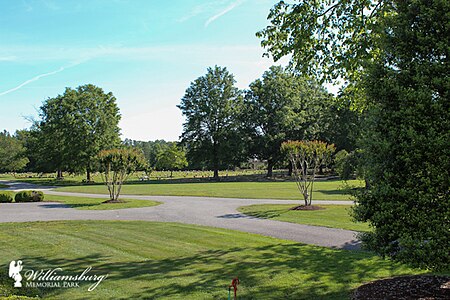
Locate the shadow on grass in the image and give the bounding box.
[239,209,288,219]
[15,244,411,300]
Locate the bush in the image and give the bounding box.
[14,191,44,202]
[0,191,14,203]
[334,150,358,180]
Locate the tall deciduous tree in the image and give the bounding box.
[36,84,121,180]
[259,0,449,270]
[178,66,244,179]
[244,66,332,177]
[0,131,29,173]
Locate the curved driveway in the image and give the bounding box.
[0,181,360,250]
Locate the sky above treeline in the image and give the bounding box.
[0,0,292,141]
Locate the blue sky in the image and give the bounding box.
[0,0,290,141]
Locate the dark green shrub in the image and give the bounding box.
[0,191,14,203]
[31,190,44,202]
[334,150,358,180]
[14,190,44,202]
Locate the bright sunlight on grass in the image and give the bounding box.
[238,204,370,232]
[44,195,160,210]
[56,180,363,200]
[0,221,424,300]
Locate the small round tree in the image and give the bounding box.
[98,148,147,202]
[281,140,335,206]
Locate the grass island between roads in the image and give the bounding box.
[238,204,370,232]
[0,221,428,300]
[44,194,161,210]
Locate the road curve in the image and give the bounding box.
[0,181,360,250]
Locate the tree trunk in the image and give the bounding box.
[266,159,273,177]
[57,169,63,179]
[213,141,219,180]
[86,160,91,182]
[170,170,173,178]
[288,161,293,177]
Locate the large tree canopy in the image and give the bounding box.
[0,131,29,173]
[259,0,449,270]
[35,84,121,180]
[244,66,333,176]
[352,0,450,270]
[178,66,245,179]
[257,0,389,82]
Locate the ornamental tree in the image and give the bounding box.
[281,140,335,206]
[97,148,147,202]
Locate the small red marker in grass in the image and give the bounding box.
[228,277,239,300]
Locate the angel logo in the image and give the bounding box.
[9,260,23,287]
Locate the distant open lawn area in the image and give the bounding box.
[0,221,426,300]
[44,195,161,210]
[56,180,362,200]
[238,204,370,232]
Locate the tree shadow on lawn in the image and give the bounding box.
[238,209,286,219]
[20,244,416,299]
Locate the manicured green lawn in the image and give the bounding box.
[238,204,370,232]
[0,221,424,299]
[57,180,362,200]
[44,195,161,210]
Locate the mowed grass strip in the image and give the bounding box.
[44,194,161,210]
[57,180,363,200]
[238,204,370,232]
[0,221,424,300]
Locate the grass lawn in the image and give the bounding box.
[44,195,161,210]
[238,204,370,232]
[56,180,363,200]
[0,221,425,300]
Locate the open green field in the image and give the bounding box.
[0,169,271,185]
[0,221,424,300]
[44,195,161,210]
[238,204,370,232]
[56,180,362,200]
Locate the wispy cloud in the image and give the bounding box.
[205,0,242,27]
[0,56,17,61]
[0,62,80,97]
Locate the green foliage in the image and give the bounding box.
[155,143,188,177]
[257,0,389,83]
[334,150,358,180]
[0,192,14,203]
[259,0,449,272]
[178,66,245,178]
[32,84,121,179]
[244,66,334,176]
[123,139,172,169]
[14,191,44,202]
[351,0,450,270]
[97,148,147,201]
[0,131,29,173]
[281,140,335,205]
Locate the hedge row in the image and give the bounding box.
[0,190,45,203]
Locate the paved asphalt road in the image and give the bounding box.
[0,180,360,250]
